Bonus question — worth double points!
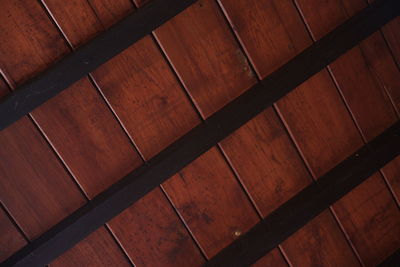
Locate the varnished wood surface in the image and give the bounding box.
[108,188,205,266]
[163,148,259,258]
[282,211,360,266]
[42,0,262,263]
[1,0,399,265]
[382,156,400,204]
[50,227,131,267]
[0,207,26,262]
[220,0,400,265]
[153,0,257,118]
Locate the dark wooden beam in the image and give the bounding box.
[205,121,400,266]
[2,0,399,265]
[378,249,400,266]
[0,0,197,130]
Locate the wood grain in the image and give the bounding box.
[163,148,259,258]
[153,0,257,118]
[219,0,400,265]
[50,227,131,267]
[333,173,400,265]
[109,188,205,266]
[43,0,260,261]
[252,249,288,267]
[220,107,311,217]
[0,116,85,239]
[281,211,360,266]
[382,156,400,203]
[218,0,312,78]
[294,0,400,263]
[92,36,200,159]
[0,208,26,262]
[0,0,134,265]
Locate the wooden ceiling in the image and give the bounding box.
[0,0,399,266]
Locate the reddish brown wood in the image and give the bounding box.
[108,188,204,266]
[0,116,86,239]
[218,0,312,78]
[380,17,400,66]
[0,0,134,265]
[382,156,400,203]
[252,249,288,267]
[293,0,400,264]
[163,148,259,258]
[50,227,131,267]
[0,0,141,200]
[328,39,397,140]
[281,211,360,266]
[92,36,200,159]
[0,208,26,262]
[333,174,400,265]
[220,108,311,217]
[295,0,398,141]
[153,0,257,118]
[219,0,400,265]
[43,0,261,261]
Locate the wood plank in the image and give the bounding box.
[50,227,130,267]
[332,174,400,265]
[0,116,86,239]
[163,148,259,258]
[42,0,203,264]
[43,0,258,261]
[153,0,257,118]
[206,122,400,266]
[380,17,400,66]
[0,0,134,264]
[108,188,204,266]
[92,36,200,159]
[0,208,26,262]
[0,0,141,199]
[294,0,400,263]
[218,0,312,78]
[382,156,400,203]
[220,107,311,217]
[252,249,288,267]
[295,0,398,140]
[281,211,360,266]
[219,0,400,264]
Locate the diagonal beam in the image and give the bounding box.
[205,121,400,266]
[2,0,399,265]
[378,248,400,266]
[0,0,197,130]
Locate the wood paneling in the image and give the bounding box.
[282,211,360,266]
[294,0,400,263]
[219,0,400,265]
[0,0,133,264]
[218,0,311,78]
[329,37,397,140]
[276,70,363,176]
[0,116,85,239]
[109,189,204,266]
[252,249,288,267]
[0,208,26,262]
[43,0,260,261]
[50,228,130,267]
[92,36,200,159]
[333,174,400,265]
[220,108,311,217]
[163,148,259,258]
[153,0,256,118]
[382,156,400,203]
[31,77,142,198]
